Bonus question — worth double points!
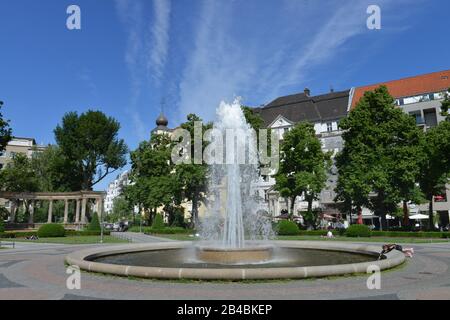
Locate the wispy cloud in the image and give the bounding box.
[176,0,407,122]
[115,0,147,140]
[147,0,171,83]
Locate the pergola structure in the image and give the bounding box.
[0,191,105,226]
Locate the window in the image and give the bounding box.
[423,108,438,128]
[326,122,333,132]
[409,111,424,125]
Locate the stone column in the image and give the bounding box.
[96,197,103,219]
[47,199,53,223]
[10,200,17,223]
[28,200,35,224]
[63,199,69,224]
[75,199,81,223]
[81,198,87,223]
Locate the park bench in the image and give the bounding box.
[0,241,15,249]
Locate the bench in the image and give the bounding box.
[0,241,15,249]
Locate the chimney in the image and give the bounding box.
[304,88,311,97]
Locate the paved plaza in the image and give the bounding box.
[1,234,450,300]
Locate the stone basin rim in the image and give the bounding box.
[65,241,406,280]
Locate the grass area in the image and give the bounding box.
[153,233,449,244]
[13,235,129,244]
[151,233,199,241]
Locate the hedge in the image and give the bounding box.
[276,220,300,236]
[37,224,65,238]
[145,227,191,234]
[0,219,4,234]
[372,231,450,238]
[0,230,111,239]
[298,230,328,236]
[296,229,450,239]
[345,224,372,238]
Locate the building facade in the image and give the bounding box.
[0,137,46,169]
[104,170,132,214]
[252,88,351,218]
[0,137,47,210]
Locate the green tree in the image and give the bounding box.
[108,196,132,222]
[151,213,165,229]
[88,213,101,231]
[242,106,265,132]
[127,133,181,225]
[0,101,12,153]
[0,154,39,192]
[54,110,128,190]
[175,114,212,228]
[440,88,450,120]
[31,145,83,192]
[418,121,450,230]
[336,86,425,229]
[274,122,331,222]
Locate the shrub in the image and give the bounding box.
[37,224,65,238]
[346,224,371,238]
[152,214,165,229]
[0,219,4,234]
[87,214,101,232]
[146,227,189,234]
[298,229,327,236]
[276,220,300,236]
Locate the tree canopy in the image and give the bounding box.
[274,122,331,219]
[126,133,181,225]
[54,110,128,190]
[0,154,39,192]
[0,101,12,154]
[418,120,450,229]
[335,86,425,228]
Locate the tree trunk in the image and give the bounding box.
[429,197,434,231]
[191,192,199,229]
[307,196,313,214]
[290,196,296,219]
[380,214,387,231]
[402,200,409,229]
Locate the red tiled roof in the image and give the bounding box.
[350,69,450,109]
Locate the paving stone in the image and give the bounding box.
[0,274,25,289]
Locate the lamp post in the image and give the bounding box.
[100,201,104,244]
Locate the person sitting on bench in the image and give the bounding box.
[378,244,414,259]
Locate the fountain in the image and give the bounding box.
[194,99,275,264]
[66,100,406,280]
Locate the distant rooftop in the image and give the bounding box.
[351,69,450,109]
[254,89,350,126]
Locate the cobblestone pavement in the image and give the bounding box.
[0,239,449,300]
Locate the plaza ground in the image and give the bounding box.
[0,233,450,300]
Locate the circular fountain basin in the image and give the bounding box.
[195,245,273,265]
[65,241,405,280]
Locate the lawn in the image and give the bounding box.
[12,235,129,244]
[153,233,449,244]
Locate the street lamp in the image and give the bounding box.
[100,207,104,244]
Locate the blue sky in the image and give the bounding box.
[0,0,449,191]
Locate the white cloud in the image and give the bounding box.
[147,0,171,82]
[176,1,370,122]
[115,0,147,140]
